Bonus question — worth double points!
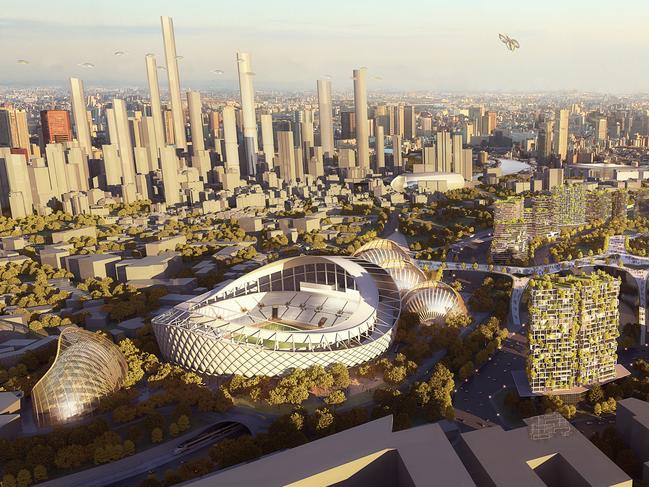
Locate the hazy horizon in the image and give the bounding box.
[2,0,648,93]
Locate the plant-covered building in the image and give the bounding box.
[526,271,620,394]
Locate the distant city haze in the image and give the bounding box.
[2,0,648,92]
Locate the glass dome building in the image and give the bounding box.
[31,328,128,427]
[353,239,425,293]
[403,280,467,325]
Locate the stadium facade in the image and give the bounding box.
[153,254,402,377]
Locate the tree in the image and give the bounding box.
[54,444,87,469]
[445,311,471,328]
[329,363,350,389]
[169,423,180,437]
[588,384,604,405]
[123,440,136,456]
[2,474,17,487]
[112,405,137,423]
[427,363,455,420]
[594,403,602,417]
[93,447,108,465]
[177,414,190,432]
[324,390,346,406]
[560,405,576,419]
[311,408,335,436]
[151,427,163,444]
[264,412,308,451]
[32,465,47,483]
[458,362,474,381]
[16,469,32,487]
[209,435,261,468]
[383,365,407,385]
[25,444,55,468]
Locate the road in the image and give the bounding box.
[39,408,271,487]
[381,211,408,247]
[453,331,528,430]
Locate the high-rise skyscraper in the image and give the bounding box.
[222,106,240,172]
[0,151,33,218]
[159,146,181,205]
[353,67,369,172]
[40,110,73,145]
[392,134,403,169]
[277,130,296,182]
[394,104,405,138]
[0,108,30,153]
[537,120,554,162]
[69,78,93,156]
[553,109,569,162]
[260,113,274,166]
[374,125,385,172]
[435,131,452,172]
[112,99,136,186]
[145,54,166,151]
[482,111,497,135]
[404,105,416,140]
[469,106,484,136]
[595,116,608,142]
[187,91,205,154]
[341,111,356,140]
[236,52,258,177]
[317,79,334,159]
[160,16,186,150]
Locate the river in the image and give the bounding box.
[498,158,532,175]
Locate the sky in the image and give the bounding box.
[1,0,648,93]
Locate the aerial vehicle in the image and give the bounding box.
[78,62,95,69]
[114,50,127,56]
[16,59,29,65]
[211,69,224,75]
[499,33,520,51]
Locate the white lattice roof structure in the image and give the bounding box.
[153,255,401,377]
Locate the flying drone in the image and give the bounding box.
[498,33,520,51]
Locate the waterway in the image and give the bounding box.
[498,158,532,175]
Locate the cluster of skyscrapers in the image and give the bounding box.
[0,16,481,221]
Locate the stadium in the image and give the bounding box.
[152,254,402,377]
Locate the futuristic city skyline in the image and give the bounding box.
[2,0,649,92]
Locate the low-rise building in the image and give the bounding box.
[50,226,97,244]
[62,253,121,280]
[616,398,649,480]
[184,416,475,487]
[144,235,187,256]
[115,252,181,282]
[457,413,631,486]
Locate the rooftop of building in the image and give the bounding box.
[183,416,476,487]
[458,413,632,487]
